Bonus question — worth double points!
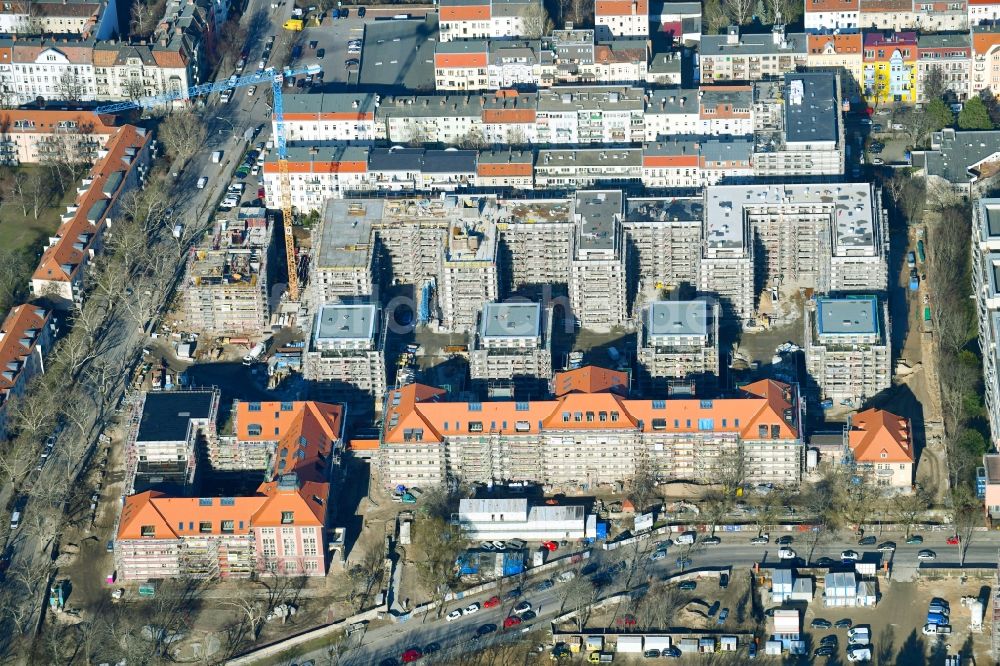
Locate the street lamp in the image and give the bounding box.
[215,115,235,136]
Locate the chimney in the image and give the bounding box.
[772,23,785,45]
[727,26,739,45]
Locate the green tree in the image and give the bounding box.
[926,98,955,132]
[958,97,994,130]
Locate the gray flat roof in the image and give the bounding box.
[816,296,879,336]
[537,85,644,112]
[576,190,623,250]
[625,196,703,223]
[647,300,708,337]
[315,303,377,341]
[702,31,807,56]
[701,137,753,162]
[646,88,699,114]
[359,15,437,90]
[481,302,540,338]
[917,32,971,51]
[317,199,378,269]
[919,129,1000,185]
[537,148,642,168]
[283,92,378,116]
[784,72,838,145]
[137,391,215,442]
[981,199,1000,239]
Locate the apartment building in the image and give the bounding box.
[568,191,628,330]
[30,125,152,308]
[375,376,803,487]
[496,197,576,292]
[752,72,845,177]
[92,38,197,103]
[863,31,918,104]
[0,304,55,435]
[912,128,1000,190]
[469,302,553,396]
[302,303,387,405]
[806,34,864,93]
[646,50,682,84]
[184,210,270,336]
[970,0,1000,24]
[699,192,755,323]
[846,408,913,489]
[805,295,891,405]
[622,196,702,291]
[481,90,538,145]
[125,390,220,493]
[970,27,1000,99]
[378,93,483,145]
[595,0,649,39]
[860,0,967,32]
[637,299,720,393]
[535,147,642,189]
[439,214,500,331]
[587,39,650,83]
[0,0,118,38]
[972,198,1000,447]
[0,109,117,165]
[804,0,861,32]
[434,40,489,90]
[309,199,377,306]
[535,85,645,144]
[488,40,553,89]
[116,400,343,581]
[643,88,700,139]
[281,92,379,143]
[700,25,808,83]
[917,33,971,101]
[438,0,543,42]
[640,137,753,188]
[477,148,534,188]
[368,147,476,192]
[655,1,701,44]
[261,145,369,212]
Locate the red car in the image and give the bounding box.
[483,595,501,609]
[257,187,266,200]
[503,615,522,629]
[542,541,558,551]
[947,535,960,545]
[402,648,423,663]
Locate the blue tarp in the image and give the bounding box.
[596,522,608,540]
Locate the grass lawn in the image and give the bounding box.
[0,166,78,259]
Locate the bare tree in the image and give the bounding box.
[949,485,980,566]
[626,455,658,513]
[519,2,552,39]
[55,69,88,103]
[130,0,165,39]
[158,110,208,165]
[458,128,488,150]
[6,170,29,217]
[0,435,35,485]
[724,0,754,26]
[891,490,929,537]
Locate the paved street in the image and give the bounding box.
[280,528,1000,666]
[0,0,286,648]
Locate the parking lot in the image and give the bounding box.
[289,13,366,85]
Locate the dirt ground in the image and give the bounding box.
[800,575,992,664]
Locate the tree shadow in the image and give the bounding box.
[897,628,926,665]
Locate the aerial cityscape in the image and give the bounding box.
[3,0,1000,663]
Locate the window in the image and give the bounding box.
[652,418,667,430]
[469,421,483,432]
[281,511,294,524]
[771,424,780,438]
[140,525,155,537]
[469,402,482,411]
[199,521,212,533]
[611,411,619,422]
[698,418,714,431]
[562,412,570,422]
[248,402,261,412]
[262,538,277,557]
[759,425,768,438]
[199,498,213,506]
[652,400,666,409]
[178,522,184,531]
[221,520,235,533]
[281,402,294,411]
[221,497,235,506]
[247,423,262,436]
[516,401,529,411]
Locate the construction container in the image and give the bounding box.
[616,636,643,653]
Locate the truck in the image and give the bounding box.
[917,240,926,263]
[197,176,208,189]
[211,150,222,163]
[907,251,916,268]
[283,18,304,30]
[242,342,266,366]
[909,271,919,291]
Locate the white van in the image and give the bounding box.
[10,511,20,529]
[847,627,871,645]
[676,531,696,545]
[211,150,222,163]
[197,176,208,189]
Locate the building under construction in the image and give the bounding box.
[469,301,553,397]
[302,302,388,408]
[184,210,271,336]
[636,299,720,394]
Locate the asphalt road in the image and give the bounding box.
[283,528,1000,666]
[0,0,285,647]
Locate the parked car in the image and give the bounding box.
[675,557,692,568]
[946,535,960,545]
[877,541,896,552]
[811,618,832,629]
[778,548,796,560]
[520,610,537,621]
[475,623,497,637]
[401,648,422,663]
[776,536,793,545]
[835,618,853,629]
[841,550,860,561]
[702,536,721,545]
[906,535,923,544]
[534,579,554,592]
[719,573,729,589]
[678,581,696,591]
[541,541,558,551]
[446,609,462,622]
[858,536,876,546]
[464,602,480,615]
[649,550,668,562]
[815,646,836,657]
[503,615,522,629]
[513,601,532,615]
[483,596,500,609]
[717,608,729,624]
[504,588,522,600]
[917,549,937,561]
[750,535,769,544]
[708,601,720,617]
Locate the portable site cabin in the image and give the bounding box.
[644,636,672,651]
[678,638,699,654]
[698,638,716,653]
[824,571,858,607]
[719,636,738,651]
[616,636,643,653]
[772,569,793,603]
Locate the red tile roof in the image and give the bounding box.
[0,304,50,397]
[553,366,629,396]
[848,408,913,463]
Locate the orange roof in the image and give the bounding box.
[349,438,380,451]
[381,375,800,444]
[262,160,367,174]
[0,109,118,135]
[806,0,860,11]
[808,33,863,55]
[435,52,488,68]
[596,0,648,15]
[643,154,699,167]
[482,108,536,123]
[554,366,629,396]
[117,491,268,539]
[0,304,50,396]
[233,401,344,483]
[478,162,533,177]
[973,31,1000,54]
[440,4,490,21]
[151,49,187,69]
[254,479,328,525]
[32,125,150,284]
[848,408,913,464]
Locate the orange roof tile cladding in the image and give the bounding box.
[808,33,863,54]
[849,408,913,463]
[434,52,488,68]
[440,4,490,20]
[477,162,533,176]
[596,0,648,15]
